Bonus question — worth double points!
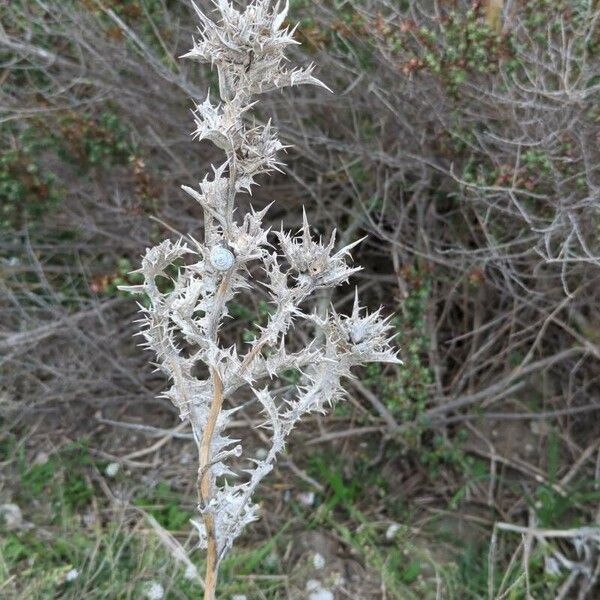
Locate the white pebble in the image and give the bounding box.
[297,491,315,507]
[105,462,120,478]
[385,523,400,540]
[33,451,49,465]
[313,552,326,570]
[184,564,198,580]
[305,578,333,600]
[144,581,165,600]
[0,504,23,530]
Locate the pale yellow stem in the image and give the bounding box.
[198,368,224,600]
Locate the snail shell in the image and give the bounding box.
[210,245,235,271]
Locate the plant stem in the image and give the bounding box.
[198,367,224,600]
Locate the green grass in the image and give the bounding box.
[132,482,193,531]
[0,439,290,599]
[2,422,599,598]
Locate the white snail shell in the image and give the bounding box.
[210,245,235,271]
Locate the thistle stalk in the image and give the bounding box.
[198,367,223,599]
[122,1,399,596]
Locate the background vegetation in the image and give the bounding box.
[2,1,600,598]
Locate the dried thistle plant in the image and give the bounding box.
[122,1,398,597]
